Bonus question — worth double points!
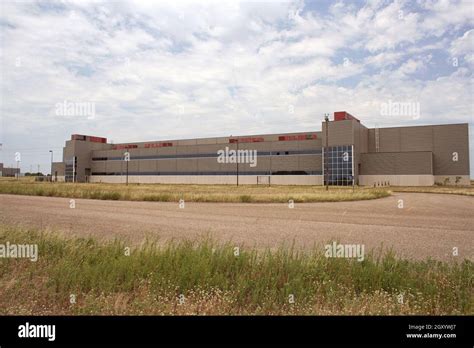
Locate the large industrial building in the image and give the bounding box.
[51,111,470,186]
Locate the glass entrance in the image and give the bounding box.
[323,145,354,186]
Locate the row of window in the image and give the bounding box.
[92,150,323,161]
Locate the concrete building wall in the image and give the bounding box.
[322,120,353,147]
[432,124,470,176]
[360,152,433,175]
[433,175,471,186]
[365,123,469,178]
[359,175,435,186]
[352,120,368,180]
[90,175,323,185]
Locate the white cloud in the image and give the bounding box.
[0,0,473,175]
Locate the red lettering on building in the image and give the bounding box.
[278,134,317,141]
[112,144,138,150]
[144,142,173,148]
[229,137,264,143]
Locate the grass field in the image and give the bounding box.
[0,226,472,315]
[0,179,390,203]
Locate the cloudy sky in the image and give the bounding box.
[1,0,473,175]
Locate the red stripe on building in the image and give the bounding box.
[278,134,317,141]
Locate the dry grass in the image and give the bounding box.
[392,185,474,196]
[0,226,472,315]
[0,179,390,203]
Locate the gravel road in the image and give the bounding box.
[1,193,473,260]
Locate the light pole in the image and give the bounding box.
[324,113,330,191]
[236,137,239,186]
[124,151,130,186]
[49,150,53,182]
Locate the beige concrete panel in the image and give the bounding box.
[271,175,322,185]
[433,124,469,175]
[91,162,106,172]
[198,144,226,154]
[177,139,197,146]
[90,142,112,151]
[271,156,299,171]
[138,148,159,156]
[236,156,269,172]
[127,160,140,172]
[156,147,177,156]
[157,159,177,172]
[138,160,157,172]
[368,129,376,153]
[298,155,321,171]
[400,126,433,152]
[105,161,125,172]
[298,139,322,151]
[253,157,270,172]
[272,140,300,152]
[177,145,197,155]
[106,149,129,158]
[239,142,271,152]
[360,152,432,175]
[356,123,369,154]
[359,175,434,186]
[378,128,401,152]
[91,150,110,158]
[197,158,221,172]
[215,137,230,144]
[322,120,353,147]
[177,159,198,172]
[395,152,433,174]
[360,153,396,174]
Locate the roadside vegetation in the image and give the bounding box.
[391,185,474,196]
[0,179,390,203]
[0,226,472,315]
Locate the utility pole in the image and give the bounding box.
[124,151,130,186]
[126,159,129,185]
[324,113,330,191]
[49,150,53,182]
[269,148,272,186]
[236,137,239,186]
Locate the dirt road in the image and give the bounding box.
[1,193,473,260]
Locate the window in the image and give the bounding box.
[323,145,353,186]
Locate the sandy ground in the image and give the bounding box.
[0,193,473,260]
